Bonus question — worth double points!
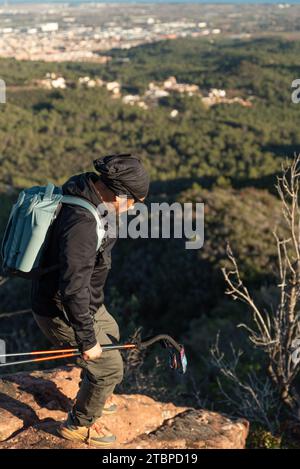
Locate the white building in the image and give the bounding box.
[51,77,66,89]
[40,23,59,33]
[163,76,177,90]
[106,81,121,95]
[209,88,226,98]
[170,109,179,118]
[122,94,140,105]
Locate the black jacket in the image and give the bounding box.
[31,172,117,352]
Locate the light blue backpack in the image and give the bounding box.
[1,183,104,279]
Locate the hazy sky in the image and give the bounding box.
[0,0,299,4]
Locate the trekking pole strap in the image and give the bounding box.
[139,334,182,353]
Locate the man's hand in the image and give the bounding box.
[82,342,102,361]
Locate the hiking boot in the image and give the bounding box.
[58,414,116,447]
[103,394,118,415]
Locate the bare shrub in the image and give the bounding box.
[211,334,281,432]
[214,155,300,424]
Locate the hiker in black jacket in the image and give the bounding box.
[31,153,150,447]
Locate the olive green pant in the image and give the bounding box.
[33,305,124,427]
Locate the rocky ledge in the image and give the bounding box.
[0,366,249,449]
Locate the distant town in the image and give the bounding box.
[0,3,299,62]
[35,72,253,112]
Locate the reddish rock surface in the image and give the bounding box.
[0,366,249,449]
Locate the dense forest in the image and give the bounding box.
[0,36,300,448]
[1,37,300,188]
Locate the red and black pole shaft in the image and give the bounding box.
[0,343,136,358]
[0,344,137,368]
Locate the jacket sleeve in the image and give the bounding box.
[58,206,98,352]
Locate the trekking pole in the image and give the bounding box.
[0,344,136,368]
[0,335,187,373]
[0,352,80,368]
[0,344,136,358]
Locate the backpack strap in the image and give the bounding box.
[43,182,56,201]
[61,195,104,251]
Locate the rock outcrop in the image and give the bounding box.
[0,366,249,449]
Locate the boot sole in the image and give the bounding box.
[58,426,116,447]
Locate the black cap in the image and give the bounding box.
[93,153,150,203]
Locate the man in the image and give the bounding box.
[31,153,150,447]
